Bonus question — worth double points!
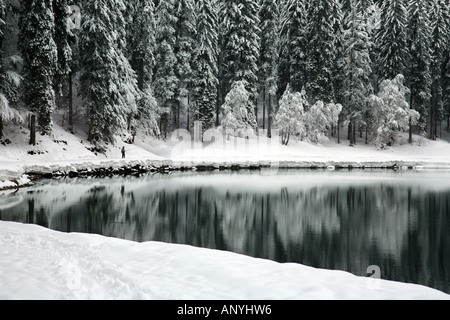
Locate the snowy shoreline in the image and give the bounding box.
[2,121,450,190]
[0,221,448,300]
[2,157,450,192]
[2,156,450,192]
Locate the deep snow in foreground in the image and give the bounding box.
[0,221,448,300]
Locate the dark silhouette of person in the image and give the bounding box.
[121,146,126,159]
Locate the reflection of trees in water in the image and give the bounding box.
[0,179,448,293]
[332,186,418,278]
[56,185,156,242]
[413,192,450,293]
[0,193,49,226]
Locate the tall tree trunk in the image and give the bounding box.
[409,117,413,143]
[186,95,190,131]
[68,71,74,132]
[348,120,357,146]
[429,104,434,140]
[0,6,3,141]
[177,101,181,129]
[254,104,258,128]
[365,124,368,145]
[30,114,36,146]
[337,118,341,144]
[409,65,414,144]
[216,84,221,127]
[348,121,351,141]
[137,58,144,91]
[434,116,438,140]
[0,115,3,140]
[284,132,290,146]
[429,108,432,140]
[161,113,168,139]
[262,86,266,130]
[267,93,272,138]
[348,122,353,146]
[267,92,275,139]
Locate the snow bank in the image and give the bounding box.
[0,221,448,300]
[0,175,33,191]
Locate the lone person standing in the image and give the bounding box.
[121,146,126,159]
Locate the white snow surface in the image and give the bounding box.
[0,221,448,300]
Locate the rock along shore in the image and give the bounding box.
[2,158,449,192]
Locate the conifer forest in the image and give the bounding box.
[1,0,450,149]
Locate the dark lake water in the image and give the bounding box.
[1,170,449,294]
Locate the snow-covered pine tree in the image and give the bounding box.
[276,0,294,110]
[364,0,379,33]
[275,85,307,145]
[0,0,3,84]
[342,0,375,12]
[368,74,420,149]
[288,0,308,93]
[221,80,257,138]
[0,0,4,68]
[221,0,260,126]
[342,0,373,146]
[443,47,450,132]
[137,88,161,138]
[173,0,196,129]
[429,0,449,140]
[305,0,336,104]
[260,0,285,138]
[0,0,4,138]
[191,0,218,132]
[65,2,82,133]
[305,100,342,144]
[342,0,351,11]
[80,0,139,143]
[364,1,381,92]
[329,0,346,142]
[0,0,3,42]
[126,0,160,137]
[216,0,226,126]
[407,0,431,140]
[375,0,408,81]
[19,0,58,136]
[0,0,6,138]
[153,0,178,138]
[128,0,156,91]
[53,0,72,111]
[0,0,22,139]
[330,0,345,107]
